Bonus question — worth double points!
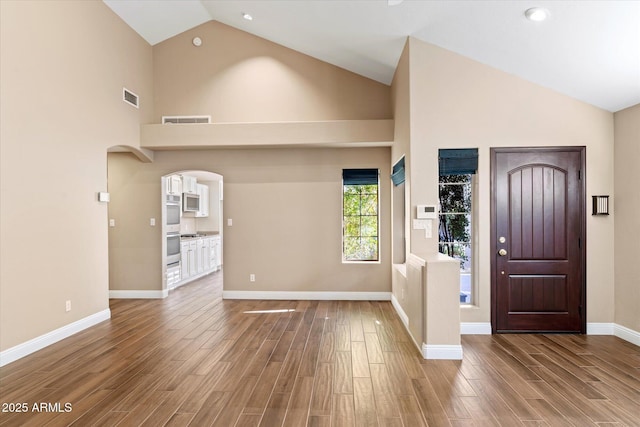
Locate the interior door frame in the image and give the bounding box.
[490,146,587,334]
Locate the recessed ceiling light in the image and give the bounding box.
[242,12,253,21]
[525,7,550,22]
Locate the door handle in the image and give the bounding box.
[498,249,508,256]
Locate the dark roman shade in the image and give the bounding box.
[342,169,378,185]
[391,157,405,186]
[438,149,478,175]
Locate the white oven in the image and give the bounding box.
[166,194,181,232]
[166,232,181,265]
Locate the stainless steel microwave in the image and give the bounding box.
[183,193,200,212]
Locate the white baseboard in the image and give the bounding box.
[390,294,409,328]
[389,294,424,356]
[422,343,464,360]
[109,289,169,299]
[222,291,391,301]
[0,309,111,367]
[587,322,640,347]
[461,322,492,335]
[614,324,640,346]
[587,322,615,335]
[390,295,463,360]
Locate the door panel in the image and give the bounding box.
[491,147,585,333]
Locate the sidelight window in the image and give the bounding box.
[438,149,478,304]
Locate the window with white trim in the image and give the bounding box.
[438,149,478,304]
[342,169,379,262]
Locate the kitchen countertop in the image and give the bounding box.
[180,231,220,240]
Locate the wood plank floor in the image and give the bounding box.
[1,272,639,426]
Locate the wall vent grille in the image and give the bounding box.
[123,88,139,108]
[162,116,211,124]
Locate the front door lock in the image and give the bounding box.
[498,249,508,256]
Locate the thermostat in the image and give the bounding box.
[416,204,437,219]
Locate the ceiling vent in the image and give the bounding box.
[123,88,139,109]
[162,115,211,124]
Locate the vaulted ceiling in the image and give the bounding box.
[104,0,640,112]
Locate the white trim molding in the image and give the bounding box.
[461,322,492,334]
[0,309,111,367]
[222,291,391,301]
[109,289,169,299]
[390,294,424,355]
[587,322,615,335]
[390,294,409,328]
[422,344,464,360]
[587,322,640,347]
[614,324,640,346]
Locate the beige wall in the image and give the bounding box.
[406,38,615,325]
[108,148,391,294]
[107,153,162,291]
[0,1,153,351]
[153,21,391,123]
[613,104,640,332]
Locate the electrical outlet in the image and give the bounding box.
[150,218,156,226]
[250,274,255,282]
[65,300,71,312]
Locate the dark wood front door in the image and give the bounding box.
[491,147,586,333]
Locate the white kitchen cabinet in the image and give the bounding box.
[176,235,220,287]
[180,240,198,280]
[166,263,181,289]
[195,184,209,217]
[211,235,221,271]
[166,174,182,195]
[202,238,210,271]
[196,238,204,274]
[181,174,198,195]
[188,241,197,275]
[180,241,190,279]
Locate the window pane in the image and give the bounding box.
[344,216,361,237]
[360,184,378,194]
[439,184,471,213]
[361,194,377,215]
[344,237,378,261]
[440,174,472,184]
[439,242,471,270]
[343,185,360,196]
[344,194,360,216]
[438,214,470,243]
[344,237,361,260]
[361,237,378,260]
[361,215,377,237]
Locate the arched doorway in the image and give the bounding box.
[162,170,224,293]
[106,145,224,298]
